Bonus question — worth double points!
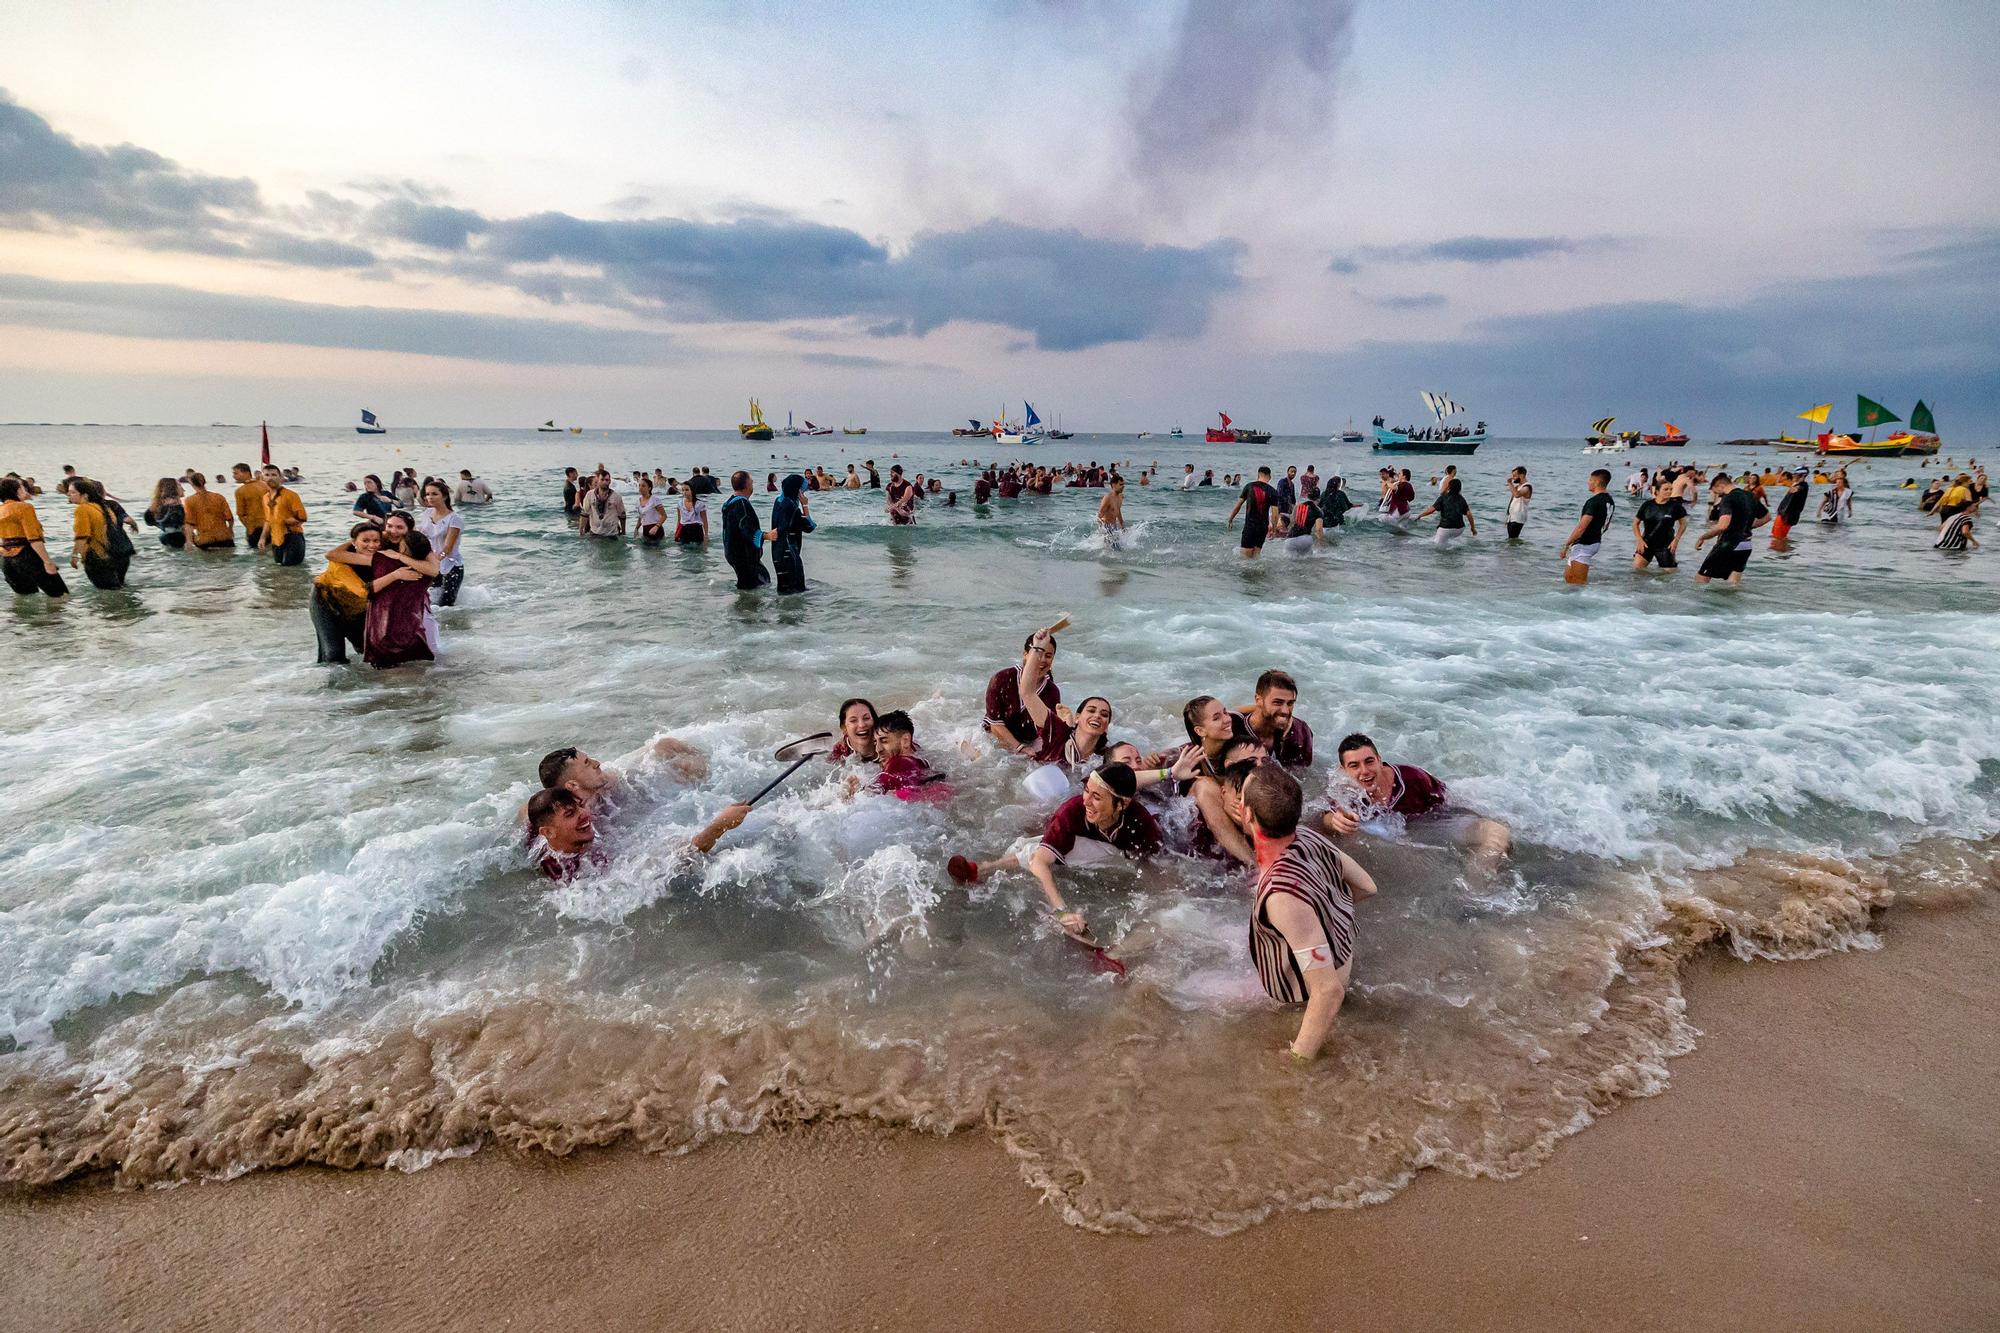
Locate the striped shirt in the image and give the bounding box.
[1249,828,1356,1004]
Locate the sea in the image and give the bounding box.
[2,423,1996,1233]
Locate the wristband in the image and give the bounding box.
[1157,767,1169,783]
[1289,1047,1311,1064]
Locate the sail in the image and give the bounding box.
[1910,400,1936,434]
[543,420,555,428]
[1420,391,1442,420]
[1219,412,1232,430]
[1798,403,1832,425]
[1855,395,1901,428]
[361,408,378,426]
[1025,402,1041,428]
[1591,417,1616,436]
[1443,397,1464,417]
[968,419,982,431]
[1661,421,1680,436]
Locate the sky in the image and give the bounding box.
[1,0,1996,434]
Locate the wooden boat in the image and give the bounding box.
[1372,391,1484,454]
[1640,420,1689,446]
[950,419,992,437]
[536,420,562,433]
[843,425,867,435]
[739,398,775,440]
[355,409,386,436]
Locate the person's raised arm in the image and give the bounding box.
[1267,893,1348,1062]
[1018,636,1055,730]
[325,542,370,567]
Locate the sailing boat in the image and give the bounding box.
[1640,420,1689,446]
[1047,411,1073,441]
[951,418,991,437]
[355,408,386,436]
[1208,411,1272,444]
[1372,392,1487,454]
[739,398,775,440]
[1774,403,1830,450]
[783,410,804,438]
[801,419,834,436]
[1583,417,1627,452]
[995,402,1045,446]
[1337,416,1364,443]
[842,424,868,435]
[536,419,562,433]
[1819,395,1927,458]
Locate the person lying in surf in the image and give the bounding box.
[869,710,951,801]
[528,786,751,882]
[827,697,881,764]
[947,763,1160,942]
[1319,733,1511,868]
[530,737,709,820]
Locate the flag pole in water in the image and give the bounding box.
[260,421,271,468]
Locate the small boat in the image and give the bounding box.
[801,420,834,437]
[1207,411,1269,443]
[568,426,582,434]
[1047,412,1073,441]
[356,408,386,435]
[1583,417,1627,451]
[1169,426,1184,438]
[1640,421,1689,446]
[995,401,1045,446]
[1137,431,1152,439]
[843,425,867,435]
[951,418,991,437]
[1337,416,1364,444]
[1774,402,1830,449]
[1372,392,1485,455]
[536,420,562,433]
[1816,395,1927,459]
[739,398,775,440]
[782,411,803,438]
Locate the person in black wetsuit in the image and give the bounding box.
[720,470,770,590]
[1694,472,1765,587]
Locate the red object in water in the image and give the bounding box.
[260,421,271,467]
[1206,410,1236,443]
[947,854,979,885]
[1074,937,1127,977]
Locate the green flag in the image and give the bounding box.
[1910,400,1936,433]
[1856,394,1902,428]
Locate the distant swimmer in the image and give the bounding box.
[1693,471,1765,587]
[0,476,67,597]
[1559,467,1614,584]
[1632,475,1688,572]
[1096,476,1127,541]
[984,625,1064,754]
[1419,476,1476,546]
[1319,732,1511,869]
[1241,760,1377,1064]
[1226,466,1282,558]
[1234,669,1313,768]
[527,787,751,882]
[885,465,918,525]
[946,762,1160,943]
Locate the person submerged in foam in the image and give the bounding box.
[1319,732,1511,870]
[527,787,751,883]
[947,762,1161,943]
[1241,760,1378,1065]
[528,736,709,822]
[863,710,951,801]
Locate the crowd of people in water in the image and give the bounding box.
[3,439,1991,1060]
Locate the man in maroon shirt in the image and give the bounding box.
[1319,733,1511,868]
[1233,669,1313,768]
[947,763,1160,942]
[983,630,1062,752]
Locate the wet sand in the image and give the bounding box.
[5,894,1995,1333]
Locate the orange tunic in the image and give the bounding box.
[264,487,307,538]
[0,498,45,550]
[235,480,268,531]
[184,490,234,545]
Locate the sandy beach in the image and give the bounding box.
[5,891,1992,1333]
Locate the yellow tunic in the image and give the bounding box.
[264,487,307,538]
[185,490,234,545]
[0,498,45,549]
[235,481,268,531]
[72,502,109,556]
[314,557,370,617]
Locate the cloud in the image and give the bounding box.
[0,273,673,365]
[1362,291,1448,310]
[0,89,262,242]
[1127,0,1356,205]
[368,197,490,251]
[1332,235,1612,273]
[798,352,900,369]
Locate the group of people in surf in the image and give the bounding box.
[1916,468,1987,552]
[1,462,312,598]
[521,620,1512,1064]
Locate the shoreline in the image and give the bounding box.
[6,892,1994,1332]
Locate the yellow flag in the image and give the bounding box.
[1798,403,1832,424]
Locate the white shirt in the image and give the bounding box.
[454,478,493,505]
[418,509,464,574]
[1181,471,1197,491]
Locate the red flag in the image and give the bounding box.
[260,421,271,467]
[1220,412,1232,430]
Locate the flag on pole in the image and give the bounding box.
[260,421,271,467]
[1798,403,1832,424]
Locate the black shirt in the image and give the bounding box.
[1777,485,1810,525]
[1239,481,1278,542]
[1715,488,1757,545]
[1434,491,1470,529]
[563,480,580,517]
[1578,492,1613,544]
[1322,488,1354,525]
[720,493,763,565]
[352,491,394,519]
[1636,497,1686,549]
[688,473,721,496]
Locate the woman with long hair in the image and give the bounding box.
[418,480,465,606]
[312,522,382,663]
[0,475,67,597]
[352,474,394,520]
[674,480,709,547]
[66,478,132,589]
[364,527,437,667]
[145,478,187,549]
[770,473,815,593]
[827,698,879,764]
[634,477,667,545]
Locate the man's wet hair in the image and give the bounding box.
[527,787,580,831]
[1255,669,1297,697]
[1242,759,1303,837]
[875,709,915,737]
[538,746,580,789]
[1336,733,1378,761]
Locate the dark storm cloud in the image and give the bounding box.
[367,198,491,251]
[0,273,671,365]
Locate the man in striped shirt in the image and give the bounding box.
[1241,760,1377,1064]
